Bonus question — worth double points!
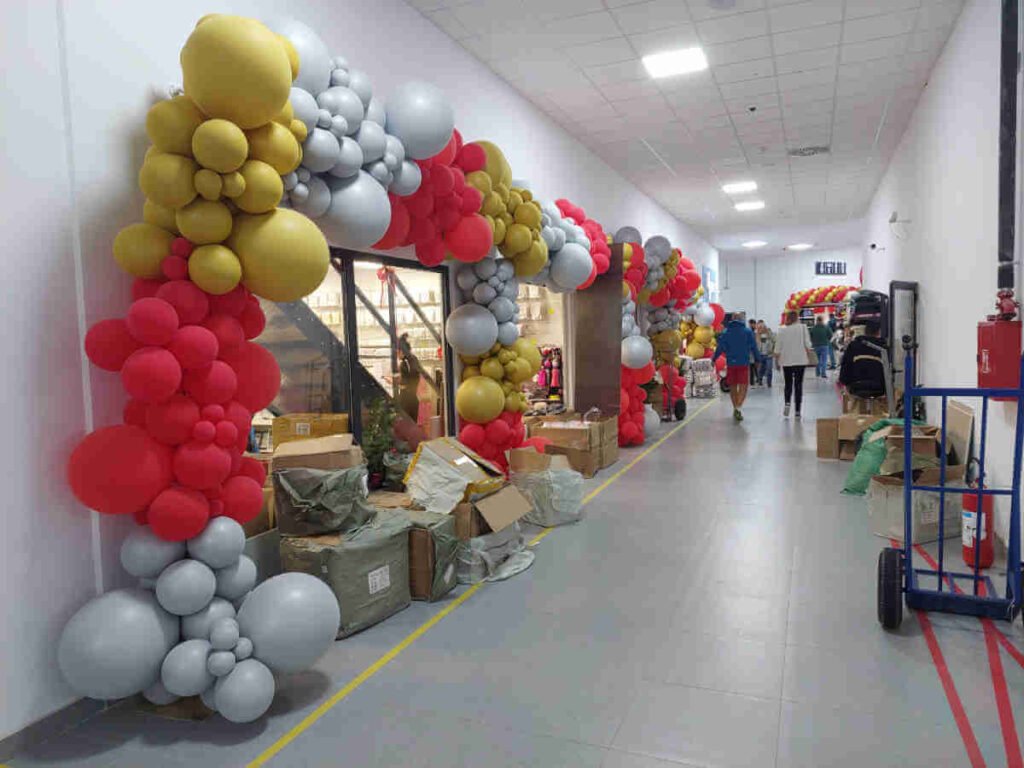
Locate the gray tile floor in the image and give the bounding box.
[11,375,1024,767]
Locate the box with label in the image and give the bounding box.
[528,412,618,477]
[279,508,412,638]
[404,437,506,514]
[272,412,350,449]
[867,465,966,544]
[273,434,364,472]
[408,509,458,602]
[816,418,839,459]
[451,484,532,541]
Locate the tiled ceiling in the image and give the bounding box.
[408,0,965,239]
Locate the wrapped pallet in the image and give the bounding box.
[508,449,585,527]
[456,523,534,585]
[274,465,375,537]
[408,510,458,602]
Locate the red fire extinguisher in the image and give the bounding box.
[962,479,994,569]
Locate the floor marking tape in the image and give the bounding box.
[247,398,717,766]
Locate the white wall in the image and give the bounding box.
[720,247,863,325]
[861,0,1016,542]
[0,0,716,739]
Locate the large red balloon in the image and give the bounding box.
[203,314,245,353]
[237,456,267,486]
[121,347,182,404]
[219,343,280,412]
[173,440,232,490]
[207,285,249,317]
[67,425,173,515]
[444,214,492,263]
[224,400,253,452]
[373,195,411,250]
[415,237,445,267]
[458,423,486,451]
[484,418,511,446]
[84,318,141,372]
[221,475,263,524]
[126,297,179,346]
[145,393,200,446]
[156,280,209,325]
[168,325,219,370]
[183,360,238,405]
[238,299,266,340]
[148,486,210,541]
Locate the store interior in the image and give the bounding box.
[4,0,1024,765]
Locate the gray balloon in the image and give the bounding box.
[142,679,180,706]
[366,97,387,127]
[444,303,498,356]
[613,226,642,244]
[366,160,390,186]
[488,296,515,323]
[499,277,519,299]
[161,638,214,697]
[332,55,349,70]
[207,650,236,678]
[551,228,567,252]
[290,88,319,134]
[622,335,653,369]
[473,257,498,280]
[645,235,671,265]
[215,555,257,602]
[354,121,386,164]
[347,68,374,106]
[316,86,364,130]
[156,560,217,616]
[328,136,364,179]
[210,617,240,650]
[291,175,331,219]
[187,518,245,570]
[385,81,454,159]
[269,18,332,95]
[540,226,556,250]
[495,259,515,281]
[320,172,391,247]
[120,528,185,579]
[302,128,341,174]
[497,322,519,346]
[182,597,236,640]
[487,275,502,289]
[330,68,350,87]
[472,283,497,305]
[57,589,178,700]
[389,160,421,196]
[383,134,404,169]
[237,572,340,672]
[200,683,218,711]
[234,637,253,661]
[551,242,592,291]
[456,265,478,292]
[214,659,276,723]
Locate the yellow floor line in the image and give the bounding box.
[247,396,717,767]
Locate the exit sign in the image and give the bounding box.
[815,261,846,275]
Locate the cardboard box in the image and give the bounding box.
[408,509,458,602]
[838,414,884,441]
[367,490,415,510]
[867,425,948,458]
[272,412,349,449]
[404,437,507,513]
[528,412,618,478]
[839,441,858,461]
[947,401,974,466]
[451,484,532,541]
[242,487,275,538]
[272,434,364,472]
[842,391,889,416]
[867,465,966,543]
[816,418,839,459]
[506,448,572,473]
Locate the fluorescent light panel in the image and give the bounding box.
[742,240,766,248]
[722,181,757,194]
[735,201,765,212]
[788,243,813,250]
[642,47,708,79]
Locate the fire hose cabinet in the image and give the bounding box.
[978,320,1021,400]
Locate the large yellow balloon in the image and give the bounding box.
[474,141,512,188]
[455,376,505,424]
[180,15,292,129]
[514,238,548,277]
[513,338,541,375]
[246,122,301,175]
[693,325,714,345]
[192,119,249,173]
[139,152,197,209]
[145,96,204,156]
[175,199,233,244]
[234,160,283,213]
[686,341,706,358]
[113,223,175,279]
[228,208,329,302]
[142,199,179,234]
[188,244,242,295]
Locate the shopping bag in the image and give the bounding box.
[806,348,818,367]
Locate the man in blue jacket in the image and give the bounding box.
[712,311,762,421]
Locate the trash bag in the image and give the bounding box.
[842,418,922,496]
[456,523,534,584]
[511,468,584,527]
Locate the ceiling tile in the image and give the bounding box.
[684,113,734,131]
[565,37,636,67]
[840,36,908,65]
[600,78,663,101]
[427,8,473,39]
[612,0,693,34]
[732,106,782,125]
[844,0,920,20]
[767,0,843,33]
[838,57,903,83]
[783,97,834,119]
[696,10,769,45]
[908,28,952,55]
[686,0,767,21]
[917,0,965,31]
[611,94,676,121]
[713,57,775,83]
[718,76,779,101]
[585,59,647,86]
[779,83,835,105]
[519,0,607,21]
[668,97,730,121]
[842,10,917,44]
[450,0,527,35]
[777,66,836,91]
[705,36,774,67]
[725,91,779,113]
[629,24,701,56]
[771,23,841,55]
[655,69,717,93]
[775,47,838,75]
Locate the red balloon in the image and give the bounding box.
[485,418,512,446]
[679,257,694,270]
[682,270,701,292]
[67,425,173,515]
[183,360,238,405]
[161,255,189,281]
[168,325,219,370]
[123,399,148,427]
[714,356,726,372]
[436,204,461,233]
[170,237,194,259]
[620,387,630,412]
[145,393,200,446]
[431,134,458,167]
[215,420,238,448]
[415,237,446,267]
[409,216,439,244]
[650,288,670,307]
[85,318,142,372]
[192,420,216,443]
[148,486,210,541]
[455,142,486,173]
[229,448,242,475]
[237,456,267,486]
[221,475,263,524]
[224,401,252,452]
[156,280,210,325]
[460,186,483,215]
[126,297,179,346]
[203,314,245,353]
[207,285,249,317]
[444,214,491,263]
[431,164,455,194]
[219,342,280,412]
[201,404,225,422]
[709,303,725,326]
[373,196,411,250]
[238,299,266,340]
[459,423,486,451]
[132,278,164,301]
[121,347,182,403]
[404,185,434,218]
[173,440,232,490]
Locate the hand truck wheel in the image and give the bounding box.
[877,547,903,629]
[673,398,687,421]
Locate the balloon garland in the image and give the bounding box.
[785,284,857,310]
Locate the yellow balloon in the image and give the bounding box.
[142,199,179,234]
[221,171,246,198]
[455,376,505,424]
[246,121,301,175]
[513,202,540,229]
[139,152,198,209]
[504,223,532,254]
[480,357,505,381]
[113,223,175,279]
[693,326,714,345]
[507,190,523,212]
[514,238,548,277]
[194,169,223,201]
[289,119,308,143]
[192,119,249,173]
[473,140,512,188]
[481,191,504,218]
[180,15,292,129]
[188,244,242,294]
[228,208,329,301]
[459,354,481,365]
[513,337,541,374]
[145,96,204,156]
[175,199,233,244]
[466,171,492,196]
[509,357,533,384]
[501,380,515,395]
[622,282,630,299]
[686,341,705,358]
[504,393,522,412]
[234,160,283,213]
[275,35,300,81]
[461,365,480,381]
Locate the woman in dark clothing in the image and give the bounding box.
[396,334,420,422]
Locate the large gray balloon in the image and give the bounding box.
[613,226,642,244]
[215,555,257,601]
[291,175,331,219]
[366,97,387,128]
[302,128,341,174]
[354,121,386,164]
[269,18,332,95]
[327,136,364,179]
[215,659,276,723]
[385,81,454,160]
[317,86,364,132]
[389,160,421,196]
[550,242,592,291]
[444,303,498,356]
[142,679,179,706]
[473,257,498,280]
[156,560,217,616]
[120,528,185,579]
[488,296,515,323]
[237,573,340,672]
[290,88,319,134]
[320,172,391,247]
[497,321,519,346]
[645,235,671,265]
[57,588,178,700]
[187,518,245,570]
[347,68,373,106]
[161,639,214,697]
[622,335,654,369]
[182,597,236,640]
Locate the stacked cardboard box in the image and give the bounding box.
[816,414,884,460]
[272,412,350,450]
[527,411,618,477]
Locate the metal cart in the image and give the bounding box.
[877,337,1024,629]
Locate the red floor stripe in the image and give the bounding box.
[996,631,1024,670]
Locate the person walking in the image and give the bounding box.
[755,320,776,387]
[748,318,759,386]
[827,314,838,369]
[774,310,813,419]
[809,315,831,379]
[712,311,761,422]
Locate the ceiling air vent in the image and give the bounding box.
[788,145,831,157]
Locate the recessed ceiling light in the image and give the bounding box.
[742,240,766,248]
[722,181,757,194]
[641,47,708,79]
[735,201,765,212]
[787,243,813,250]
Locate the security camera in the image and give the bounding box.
[870,243,877,250]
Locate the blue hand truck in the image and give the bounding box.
[877,337,1024,629]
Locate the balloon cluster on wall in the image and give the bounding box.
[614,228,655,447]
[62,14,343,723]
[554,199,611,290]
[678,302,725,365]
[521,201,597,293]
[785,284,856,309]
